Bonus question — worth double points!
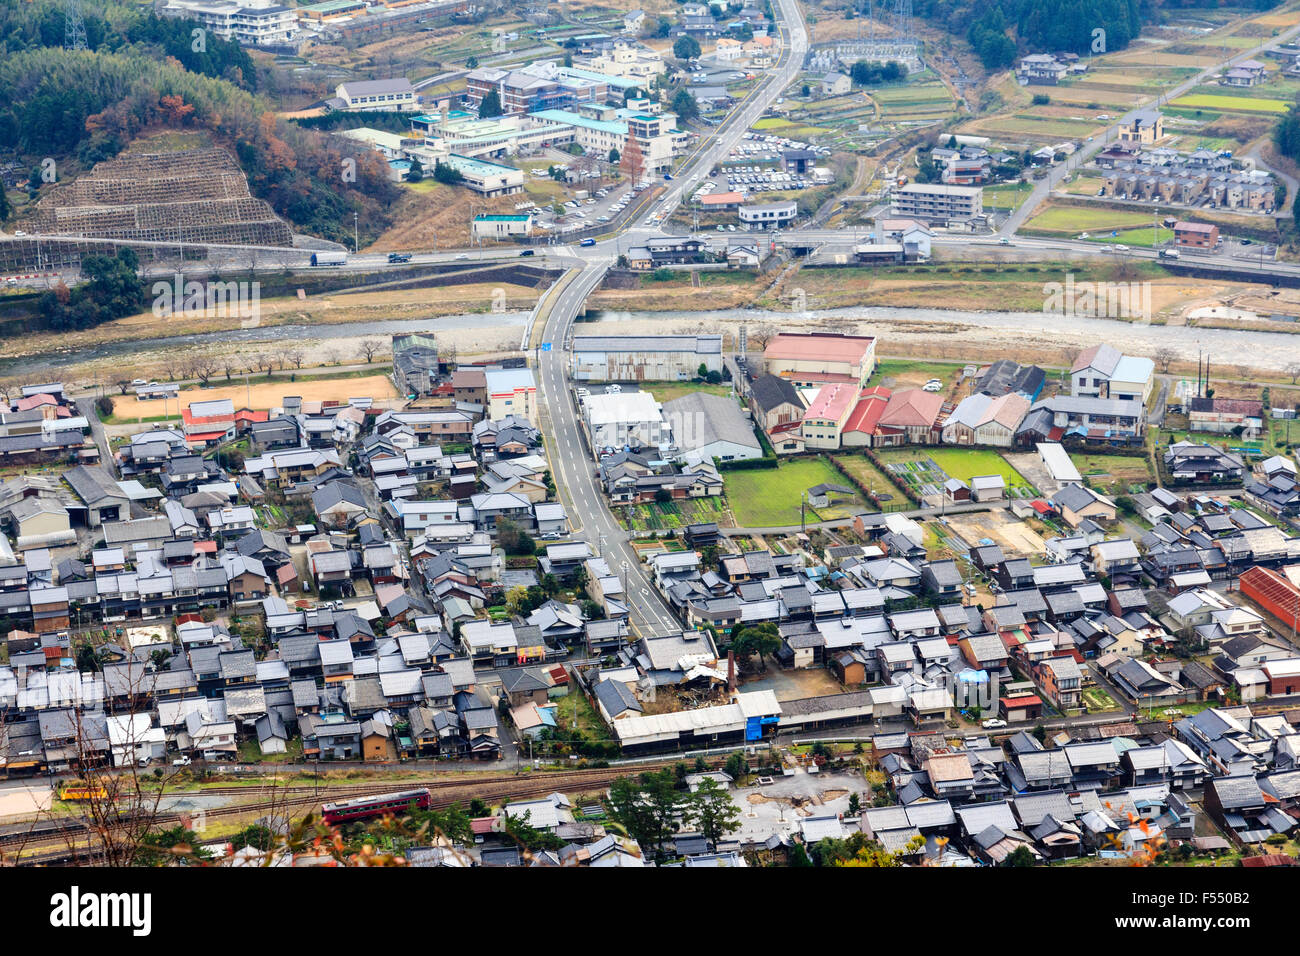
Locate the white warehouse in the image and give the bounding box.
[570,335,723,382]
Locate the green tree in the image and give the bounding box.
[503,809,563,852]
[731,622,780,670]
[466,55,479,68]
[478,89,503,118]
[608,771,682,855]
[1004,845,1037,867]
[673,35,702,60]
[687,777,741,849]
[723,751,748,782]
[433,160,464,185]
[608,147,620,164]
[672,88,700,121]
[406,157,424,183]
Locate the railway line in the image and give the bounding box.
[0,762,693,865]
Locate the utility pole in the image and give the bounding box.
[353,211,359,254]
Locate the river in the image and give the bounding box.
[585,305,1300,372]
[1,312,530,378]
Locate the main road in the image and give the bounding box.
[531,0,810,640]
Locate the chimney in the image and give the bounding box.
[726,650,736,695]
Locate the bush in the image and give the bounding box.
[95,395,114,418]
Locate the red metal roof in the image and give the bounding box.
[843,386,891,435]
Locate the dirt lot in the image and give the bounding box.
[738,666,846,702]
[114,373,399,415]
[946,510,1046,558]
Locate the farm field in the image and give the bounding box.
[983,182,1034,212]
[876,447,1038,497]
[723,459,869,528]
[1169,93,1290,114]
[624,495,730,533]
[833,453,899,498]
[1070,453,1154,494]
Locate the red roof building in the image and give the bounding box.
[842,386,891,447]
[876,388,945,445]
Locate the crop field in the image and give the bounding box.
[1070,453,1154,495]
[1170,93,1290,114]
[752,117,834,139]
[722,459,869,527]
[983,182,1034,212]
[625,495,730,532]
[876,448,1038,498]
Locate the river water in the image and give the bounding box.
[9,303,1300,378]
[586,305,1300,372]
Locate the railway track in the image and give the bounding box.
[3,762,689,865]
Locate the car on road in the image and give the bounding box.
[1112,244,1129,252]
[1241,238,1253,245]
[455,253,469,259]
[387,252,411,263]
[519,249,535,256]
[131,378,147,386]
[1159,248,1180,259]
[663,173,673,180]
[606,384,622,393]
[981,718,1008,730]
[998,237,1012,246]
[580,238,596,247]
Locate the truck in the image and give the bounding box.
[1159,248,1181,259]
[574,189,589,201]
[386,252,411,264]
[311,250,348,267]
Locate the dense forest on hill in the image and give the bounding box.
[912,0,1282,67]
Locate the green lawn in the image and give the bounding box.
[723,459,868,528]
[870,358,962,388]
[1024,204,1173,235]
[878,447,1038,493]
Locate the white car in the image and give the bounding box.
[606,384,623,393]
[455,253,469,259]
[981,718,1008,730]
[172,756,192,766]
[922,379,943,392]
[1113,244,1130,252]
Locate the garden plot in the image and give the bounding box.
[884,457,948,500]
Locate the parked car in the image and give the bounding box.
[922,379,943,392]
[982,718,1008,730]
[172,756,192,766]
